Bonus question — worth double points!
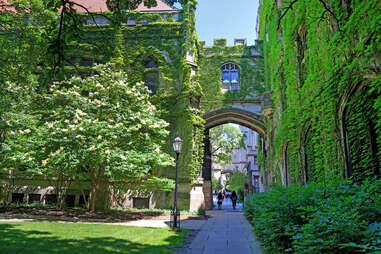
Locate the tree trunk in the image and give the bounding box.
[89,166,110,212]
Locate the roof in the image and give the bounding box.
[71,0,178,13]
[0,0,17,13]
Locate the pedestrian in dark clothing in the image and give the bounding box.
[231,191,238,210]
[217,191,224,210]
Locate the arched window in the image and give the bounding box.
[144,57,158,69]
[221,63,239,91]
[343,88,380,181]
[143,57,159,95]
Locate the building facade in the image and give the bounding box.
[0,0,265,210]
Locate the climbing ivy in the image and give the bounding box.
[0,0,203,210]
[258,0,380,184]
[198,40,265,114]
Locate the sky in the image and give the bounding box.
[193,0,259,46]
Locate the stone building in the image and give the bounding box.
[0,0,268,211]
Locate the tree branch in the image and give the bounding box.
[317,0,341,32]
[278,0,300,30]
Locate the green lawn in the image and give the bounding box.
[0,221,188,254]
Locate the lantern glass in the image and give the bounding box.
[172,137,183,154]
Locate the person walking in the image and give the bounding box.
[217,191,224,210]
[231,190,238,210]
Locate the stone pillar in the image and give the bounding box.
[189,181,205,212]
[202,129,213,210]
[202,180,213,210]
[202,129,212,181]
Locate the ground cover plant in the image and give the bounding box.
[0,221,188,254]
[244,179,381,254]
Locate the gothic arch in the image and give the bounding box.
[337,82,380,180]
[201,108,266,210]
[203,108,265,136]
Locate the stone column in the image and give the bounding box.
[189,181,205,212]
[202,129,213,210]
[202,180,212,210]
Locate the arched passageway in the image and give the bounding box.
[201,108,266,210]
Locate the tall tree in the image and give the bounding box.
[1,65,174,211]
[209,124,245,166]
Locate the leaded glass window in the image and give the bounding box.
[221,63,239,91]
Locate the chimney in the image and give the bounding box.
[213,38,227,47]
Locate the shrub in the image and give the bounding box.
[226,170,246,201]
[244,179,381,254]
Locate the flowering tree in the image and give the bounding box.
[1,65,174,211]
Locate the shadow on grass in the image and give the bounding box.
[0,223,183,254]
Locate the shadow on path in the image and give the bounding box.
[181,200,263,254]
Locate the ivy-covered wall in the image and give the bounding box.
[257,0,380,185]
[0,0,203,210]
[78,3,204,209]
[198,39,265,114]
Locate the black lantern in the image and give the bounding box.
[172,137,183,154]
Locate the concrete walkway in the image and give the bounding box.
[183,200,263,254]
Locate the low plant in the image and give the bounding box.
[244,179,381,254]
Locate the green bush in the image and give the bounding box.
[244,179,381,254]
[227,170,246,202]
[212,176,223,191]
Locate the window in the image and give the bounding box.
[28,194,41,204]
[126,20,136,26]
[86,17,108,25]
[11,193,24,204]
[143,72,159,95]
[45,194,57,205]
[79,195,89,207]
[234,39,246,45]
[137,20,148,25]
[143,57,159,95]
[133,197,149,209]
[221,63,239,91]
[65,195,75,207]
[144,58,158,69]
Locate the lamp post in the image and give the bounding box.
[171,136,183,230]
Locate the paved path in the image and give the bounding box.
[1,198,263,254]
[183,199,263,254]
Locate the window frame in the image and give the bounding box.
[221,63,240,91]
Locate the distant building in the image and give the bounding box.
[212,125,264,193]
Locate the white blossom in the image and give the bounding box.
[42,159,49,166]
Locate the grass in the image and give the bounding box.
[0,221,188,254]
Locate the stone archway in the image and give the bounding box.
[201,108,266,210]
